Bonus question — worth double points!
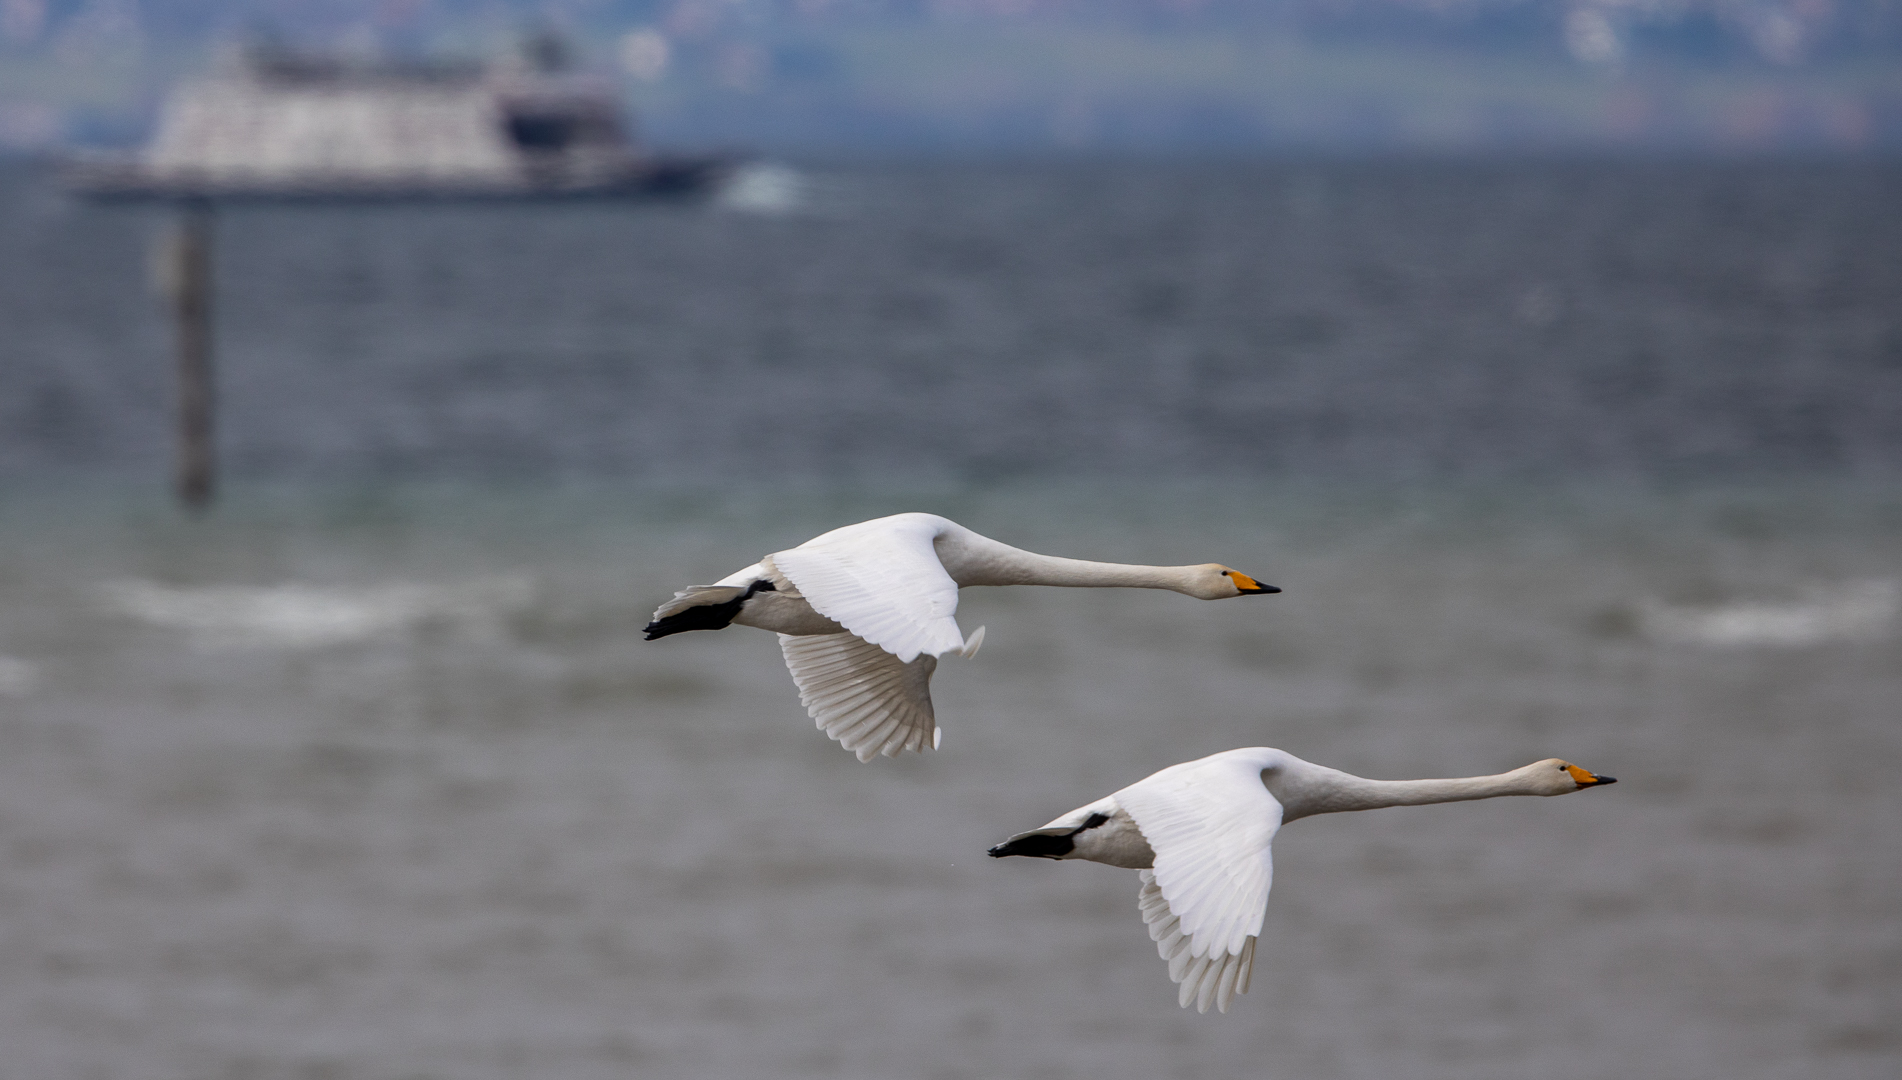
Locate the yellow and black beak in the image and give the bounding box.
[1228,571,1281,595]
[1565,764,1617,787]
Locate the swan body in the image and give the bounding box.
[643,513,1277,760]
[988,747,1617,1013]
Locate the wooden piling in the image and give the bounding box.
[168,201,216,509]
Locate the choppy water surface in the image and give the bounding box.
[0,161,1899,1078]
[0,482,1897,1080]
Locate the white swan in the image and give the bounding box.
[988,747,1617,1013]
[643,513,1278,760]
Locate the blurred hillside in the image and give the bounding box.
[3,0,1900,153]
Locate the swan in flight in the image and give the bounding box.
[988,747,1616,1013]
[643,513,1278,760]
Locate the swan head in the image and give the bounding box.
[1522,758,1618,795]
[1184,565,1281,600]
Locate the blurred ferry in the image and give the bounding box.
[67,39,729,201]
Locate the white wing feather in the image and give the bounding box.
[1116,754,1280,1012]
[778,633,939,762]
[1139,872,1259,1013]
[769,516,966,664]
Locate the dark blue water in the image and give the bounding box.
[3,160,1898,484]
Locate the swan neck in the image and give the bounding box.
[1283,767,1539,819]
[936,526,1197,591]
[1353,774,1532,808]
[1003,555,1195,590]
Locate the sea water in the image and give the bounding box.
[0,161,1897,1079]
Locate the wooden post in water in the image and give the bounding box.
[165,201,216,509]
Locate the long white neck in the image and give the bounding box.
[1272,758,1549,822]
[932,522,1204,592]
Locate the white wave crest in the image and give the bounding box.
[100,578,534,650]
[716,163,807,215]
[1639,580,1897,647]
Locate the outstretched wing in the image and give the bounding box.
[1138,872,1260,1013]
[1115,754,1281,1013]
[778,632,939,762]
[769,516,966,664]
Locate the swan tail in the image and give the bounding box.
[779,632,939,761]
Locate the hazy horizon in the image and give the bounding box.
[3,0,1900,156]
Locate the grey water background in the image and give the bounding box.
[1,161,1900,1079]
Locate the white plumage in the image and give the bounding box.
[777,631,940,759]
[644,513,1276,761]
[989,746,1617,1012]
[768,515,968,664]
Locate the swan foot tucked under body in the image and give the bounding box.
[988,747,1616,1012]
[642,514,1277,759]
